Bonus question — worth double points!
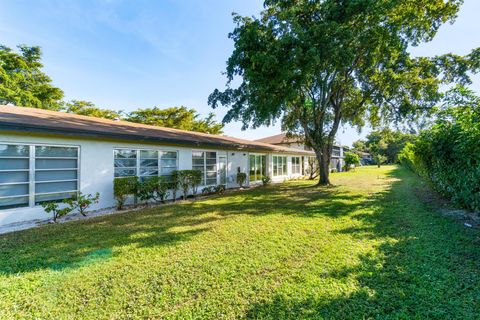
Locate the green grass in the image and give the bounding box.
[1,166,479,319]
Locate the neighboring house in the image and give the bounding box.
[255,133,345,172]
[0,106,316,226]
[356,151,373,165]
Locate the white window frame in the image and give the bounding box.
[192,150,218,186]
[291,156,301,175]
[113,148,179,181]
[0,142,80,210]
[249,153,267,182]
[272,155,287,177]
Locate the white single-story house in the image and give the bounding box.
[0,106,317,226]
[255,133,345,171]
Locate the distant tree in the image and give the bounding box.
[209,0,479,185]
[364,128,415,163]
[0,44,63,110]
[64,100,122,120]
[352,140,368,153]
[373,154,388,168]
[344,152,360,171]
[126,106,224,134]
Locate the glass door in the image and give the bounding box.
[218,154,227,185]
[249,154,266,182]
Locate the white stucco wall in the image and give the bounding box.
[0,133,311,226]
[226,151,249,188]
[0,133,254,225]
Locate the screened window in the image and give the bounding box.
[0,144,79,209]
[192,151,217,186]
[114,149,178,182]
[292,157,301,175]
[273,156,287,177]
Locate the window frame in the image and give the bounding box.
[192,150,218,186]
[0,142,80,210]
[249,153,267,182]
[114,148,179,182]
[291,156,301,175]
[272,155,288,177]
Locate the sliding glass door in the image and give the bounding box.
[249,154,266,182]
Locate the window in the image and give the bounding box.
[114,149,137,177]
[332,147,341,157]
[34,146,79,204]
[273,156,287,177]
[249,154,266,182]
[114,149,178,182]
[292,156,301,175]
[192,151,217,186]
[0,143,79,210]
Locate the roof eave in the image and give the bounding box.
[0,123,313,155]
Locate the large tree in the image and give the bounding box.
[0,44,64,110]
[209,0,480,185]
[64,100,123,120]
[125,106,224,134]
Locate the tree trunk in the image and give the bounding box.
[314,147,332,186]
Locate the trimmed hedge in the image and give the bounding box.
[399,101,480,212]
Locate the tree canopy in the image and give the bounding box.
[0,45,64,110]
[125,107,224,134]
[64,100,123,120]
[353,128,415,164]
[209,0,480,184]
[0,44,223,135]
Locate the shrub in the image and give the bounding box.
[41,200,73,223]
[137,177,170,205]
[137,178,156,205]
[398,142,417,173]
[171,171,180,202]
[113,176,139,210]
[202,186,215,195]
[176,170,202,200]
[202,185,226,195]
[344,152,360,171]
[400,86,480,212]
[261,175,271,186]
[66,192,100,216]
[236,172,247,188]
[189,170,203,198]
[214,184,226,194]
[152,176,170,203]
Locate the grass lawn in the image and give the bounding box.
[1,166,479,319]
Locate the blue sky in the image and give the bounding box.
[1,0,479,145]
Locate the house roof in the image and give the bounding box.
[0,106,314,155]
[256,133,342,150]
[255,133,301,145]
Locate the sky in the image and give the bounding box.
[1,0,479,146]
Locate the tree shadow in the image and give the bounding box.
[0,204,221,275]
[244,167,480,319]
[194,183,367,219]
[0,179,366,276]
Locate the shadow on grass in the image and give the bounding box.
[244,167,480,319]
[0,178,364,275]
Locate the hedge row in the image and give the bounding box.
[399,103,480,212]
